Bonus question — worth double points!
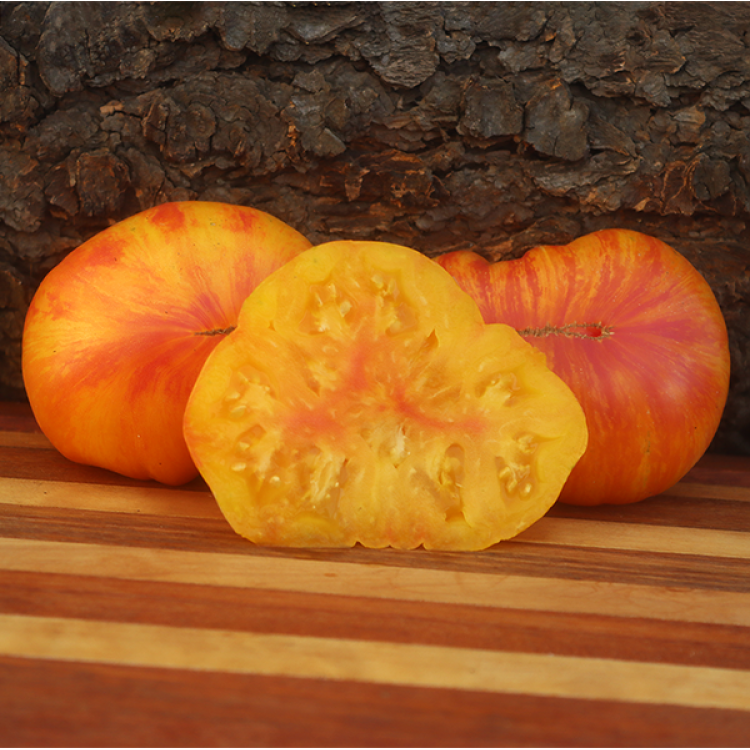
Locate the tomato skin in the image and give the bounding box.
[22,201,311,485]
[184,240,588,550]
[437,229,731,505]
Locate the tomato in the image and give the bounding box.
[22,201,312,485]
[184,240,587,549]
[437,229,731,505]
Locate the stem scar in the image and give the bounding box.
[518,323,613,339]
[195,326,237,336]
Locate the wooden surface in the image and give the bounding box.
[1,401,749,747]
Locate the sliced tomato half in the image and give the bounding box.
[184,241,587,550]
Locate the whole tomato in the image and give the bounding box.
[437,229,731,505]
[22,201,311,485]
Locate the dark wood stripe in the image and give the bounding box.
[0,445,210,490]
[683,454,750,487]
[549,492,750,533]
[0,402,40,433]
[1,655,748,747]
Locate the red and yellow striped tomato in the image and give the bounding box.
[437,229,730,505]
[22,201,311,485]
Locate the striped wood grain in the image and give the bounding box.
[1,403,749,746]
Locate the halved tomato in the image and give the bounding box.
[184,241,588,549]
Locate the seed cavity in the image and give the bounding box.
[407,443,467,523]
[496,457,533,498]
[475,371,518,401]
[517,433,538,456]
[379,423,408,467]
[439,443,465,491]
[230,404,247,418]
[371,274,418,336]
[300,280,355,337]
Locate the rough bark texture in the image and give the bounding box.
[2,1,750,453]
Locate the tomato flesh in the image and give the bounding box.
[184,241,587,549]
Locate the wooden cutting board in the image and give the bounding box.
[1,401,749,746]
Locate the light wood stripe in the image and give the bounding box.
[2,537,748,626]
[1,612,748,711]
[662,481,750,502]
[0,477,221,519]
[516,517,750,559]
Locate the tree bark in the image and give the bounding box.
[2,1,750,452]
